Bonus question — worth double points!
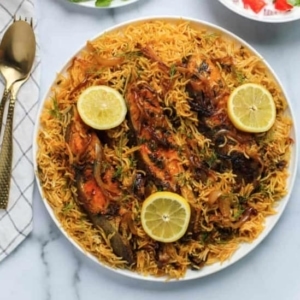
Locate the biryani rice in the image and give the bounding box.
[36,20,293,279]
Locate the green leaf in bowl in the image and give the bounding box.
[96,0,113,7]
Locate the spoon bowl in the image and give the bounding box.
[0,18,36,209]
[0,19,36,92]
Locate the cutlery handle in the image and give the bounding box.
[0,96,15,209]
[0,89,10,134]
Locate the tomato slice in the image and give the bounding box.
[242,0,267,14]
[274,0,293,11]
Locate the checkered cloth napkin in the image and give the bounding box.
[0,0,40,262]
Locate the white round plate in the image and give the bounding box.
[67,0,139,9]
[33,16,298,282]
[218,0,300,23]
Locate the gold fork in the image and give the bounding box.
[0,17,36,209]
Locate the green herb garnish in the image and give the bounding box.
[113,165,123,179]
[233,68,246,84]
[95,0,113,7]
[288,0,300,6]
[170,64,176,79]
[62,202,74,213]
[68,0,113,7]
[49,97,60,119]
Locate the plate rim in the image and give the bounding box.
[33,15,299,282]
[218,0,300,23]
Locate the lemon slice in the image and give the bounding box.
[77,85,127,130]
[141,191,191,243]
[227,83,276,133]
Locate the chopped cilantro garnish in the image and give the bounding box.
[95,0,113,7]
[62,202,74,213]
[170,64,176,78]
[288,0,300,6]
[49,97,61,119]
[68,0,113,7]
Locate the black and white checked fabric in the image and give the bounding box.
[0,0,40,262]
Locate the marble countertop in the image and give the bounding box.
[1,0,300,299]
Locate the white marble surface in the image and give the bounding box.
[1,0,300,299]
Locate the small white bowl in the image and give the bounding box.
[218,0,300,23]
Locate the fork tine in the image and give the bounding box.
[13,16,33,27]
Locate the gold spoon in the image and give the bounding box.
[0,18,35,132]
[0,18,36,209]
